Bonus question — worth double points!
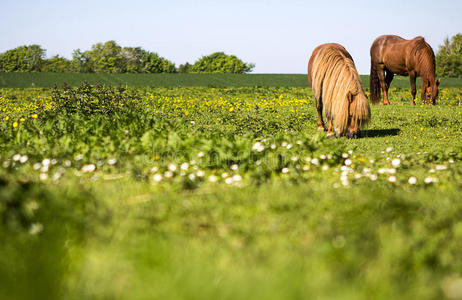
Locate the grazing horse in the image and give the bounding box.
[308,43,370,138]
[370,35,440,105]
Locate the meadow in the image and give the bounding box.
[0,82,462,299]
[2,72,462,88]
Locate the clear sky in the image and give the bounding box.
[1,0,461,74]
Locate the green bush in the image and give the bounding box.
[189,52,254,74]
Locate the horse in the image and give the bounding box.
[370,35,440,105]
[308,43,370,138]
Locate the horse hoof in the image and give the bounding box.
[327,132,335,138]
[317,127,325,132]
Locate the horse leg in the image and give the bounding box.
[385,71,394,99]
[316,96,325,131]
[377,65,389,105]
[409,72,417,105]
[327,118,334,137]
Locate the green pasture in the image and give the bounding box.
[1,72,462,88]
[0,84,461,299]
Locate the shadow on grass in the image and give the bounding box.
[361,128,400,138]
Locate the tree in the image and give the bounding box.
[140,51,176,73]
[189,52,254,74]
[436,33,462,78]
[0,45,45,72]
[121,47,144,73]
[177,63,192,73]
[41,55,72,72]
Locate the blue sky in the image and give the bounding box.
[1,0,461,74]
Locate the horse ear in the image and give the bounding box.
[437,78,441,86]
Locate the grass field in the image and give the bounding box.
[1,83,461,299]
[1,72,462,88]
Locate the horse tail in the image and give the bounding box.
[369,63,381,104]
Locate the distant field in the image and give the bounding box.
[1,72,461,88]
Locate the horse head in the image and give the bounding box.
[424,78,441,105]
[345,90,370,139]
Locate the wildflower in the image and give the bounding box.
[19,117,25,122]
[19,155,28,164]
[29,223,43,235]
[13,121,18,128]
[391,158,401,168]
[281,167,289,174]
[230,164,238,171]
[188,173,196,181]
[386,147,393,153]
[164,171,173,178]
[107,158,117,165]
[225,177,233,184]
[4,116,9,121]
[12,154,21,161]
[196,170,205,177]
[388,176,397,183]
[342,153,349,158]
[39,173,48,181]
[252,142,265,152]
[322,165,329,171]
[33,163,41,170]
[168,163,177,172]
[180,162,189,170]
[232,174,242,182]
[42,158,51,166]
[311,158,320,166]
[81,164,96,173]
[31,113,38,119]
[435,165,447,171]
[208,175,218,182]
[408,176,417,185]
[75,154,84,161]
[63,160,72,167]
[153,174,162,182]
[320,154,327,160]
[197,152,205,158]
[344,159,352,166]
[424,176,438,184]
[270,144,277,150]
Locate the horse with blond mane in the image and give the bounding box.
[308,43,370,138]
[370,35,440,105]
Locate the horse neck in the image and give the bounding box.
[415,48,435,81]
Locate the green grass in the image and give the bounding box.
[0,85,461,299]
[1,72,462,88]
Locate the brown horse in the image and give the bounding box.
[370,35,440,105]
[308,43,370,138]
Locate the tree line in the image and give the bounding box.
[0,40,255,74]
[1,34,461,76]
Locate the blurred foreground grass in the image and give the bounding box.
[0,84,461,299]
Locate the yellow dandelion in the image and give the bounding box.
[19,117,25,122]
[13,121,18,128]
[3,116,9,121]
[31,113,38,119]
[229,107,234,112]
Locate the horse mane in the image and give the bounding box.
[412,37,436,78]
[311,44,370,135]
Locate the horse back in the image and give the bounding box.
[371,35,420,75]
[308,43,352,86]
